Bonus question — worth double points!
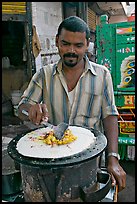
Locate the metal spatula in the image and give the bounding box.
[22,110,69,140]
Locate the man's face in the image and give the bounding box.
[56,28,89,67]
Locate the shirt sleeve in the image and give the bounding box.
[18,68,43,106]
[101,69,119,119]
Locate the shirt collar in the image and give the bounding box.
[84,56,97,75]
[53,59,62,75]
[53,56,97,76]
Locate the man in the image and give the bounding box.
[18,16,126,192]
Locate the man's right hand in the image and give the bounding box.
[29,104,49,125]
[18,103,49,125]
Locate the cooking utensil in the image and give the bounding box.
[7,126,110,202]
[22,110,69,140]
[8,126,107,167]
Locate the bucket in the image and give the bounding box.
[11,90,22,106]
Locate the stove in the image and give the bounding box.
[2,123,118,202]
[2,174,117,202]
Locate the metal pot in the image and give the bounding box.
[7,126,111,202]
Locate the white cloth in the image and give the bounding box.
[88,42,94,55]
[68,88,76,108]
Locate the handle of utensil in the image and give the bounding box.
[80,170,111,202]
[113,184,118,202]
[22,109,29,116]
[41,121,54,129]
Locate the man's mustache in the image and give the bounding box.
[63,53,78,58]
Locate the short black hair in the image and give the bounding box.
[57,16,90,41]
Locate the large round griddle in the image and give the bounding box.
[16,126,97,159]
[7,126,107,168]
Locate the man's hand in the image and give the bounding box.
[18,103,49,125]
[28,104,49,125]
[103,115,126,192]
[107,156,126,192]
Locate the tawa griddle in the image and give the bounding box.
[7,126,107,168]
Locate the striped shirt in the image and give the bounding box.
[19,57,118,132]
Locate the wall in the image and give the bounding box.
[31,2,63,70]
[109,15,128,24]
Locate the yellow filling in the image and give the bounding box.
[37,129,77,145]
